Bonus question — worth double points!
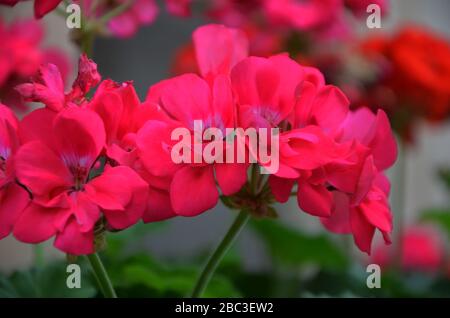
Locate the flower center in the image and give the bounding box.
[70,164,89,191]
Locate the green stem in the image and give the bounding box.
[34,244,45,267]
[80,30,95,57]
[250,164,259,194]
[191,210,251,298]
[86,253,117,298]
[393,138,407,268]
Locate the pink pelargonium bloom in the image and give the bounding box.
[0,104,29,239]
[0,0,63,19]
[16,54,100,111]
[16,54,168,225]
[230,53,347,177]
[206,0,264,28]
[231,54,324,131]
[86,78,176,223]
[233,53,399,253]
[86,79,142,155]
[345,0,389,17]
[263,0,342,31]
[165,0,191,17]
[317,109,397,253]
[139,73,249,217]
[371,226,444,272]
[77,0,158,39]
[231,53,350,188]
[14,107,148,255]
[134,24,251,218]
[108,0,159,38]
[0,18,70,112]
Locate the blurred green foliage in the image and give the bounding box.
[250,219,348,270]
[2,203,450,298]
[438,167,450,191]
[0,261,96,298]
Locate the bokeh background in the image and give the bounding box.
[1,0,449,297]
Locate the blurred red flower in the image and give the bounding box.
[371,226,445,272]
[0,0,62,19]
[0,18,70,112]
[360,26,450,139]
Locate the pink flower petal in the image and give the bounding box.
[34,0,62,19]
[321,192,352,234]
[0,183,29,239]
[144,186,177,222]
[350,207,376,254]
[52,107,106,167]
[13,202,58,243]
[15,63,65,111]
[170,165,219,216]
[194,24,248,80]
[297,180,332,217]
[215,162,248,196]
[54,216,94,255]
[269,175,295,203]
[15,141,72,198]
[87,166,148,229]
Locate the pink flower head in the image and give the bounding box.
[206,0,264,27]
[261,0,389,40]
[319,109,397,253]
[0,0,63,19]
[14,107,148,255]
[107,0,159,38]
[231,54,317,130]
[371,226,444,272]
[263,0,343,31]
[284,103,396,253]
[16,54,175,231]
[86,77,179,224]
[0,18,70,112]
[88,79,145,166]
[0,104,29,239]
[227,52,398,253]
[16,54,100,111]
[73,0,158,38]
[165,0,191,17]
[345,0,389,17]
[139,72,248,217]
[70,54,102,100]
[134,24,253,219]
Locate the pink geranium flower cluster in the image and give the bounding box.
[0,24,397,256]
[1,55,149,255]
[1,0,191,38]
[207,0,389,38]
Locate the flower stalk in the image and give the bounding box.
[191,165,263,298]
[191,210,251,298]
[86,253,117,298]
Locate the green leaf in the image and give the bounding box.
[115,259,240,297]
[250,219,348,270]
